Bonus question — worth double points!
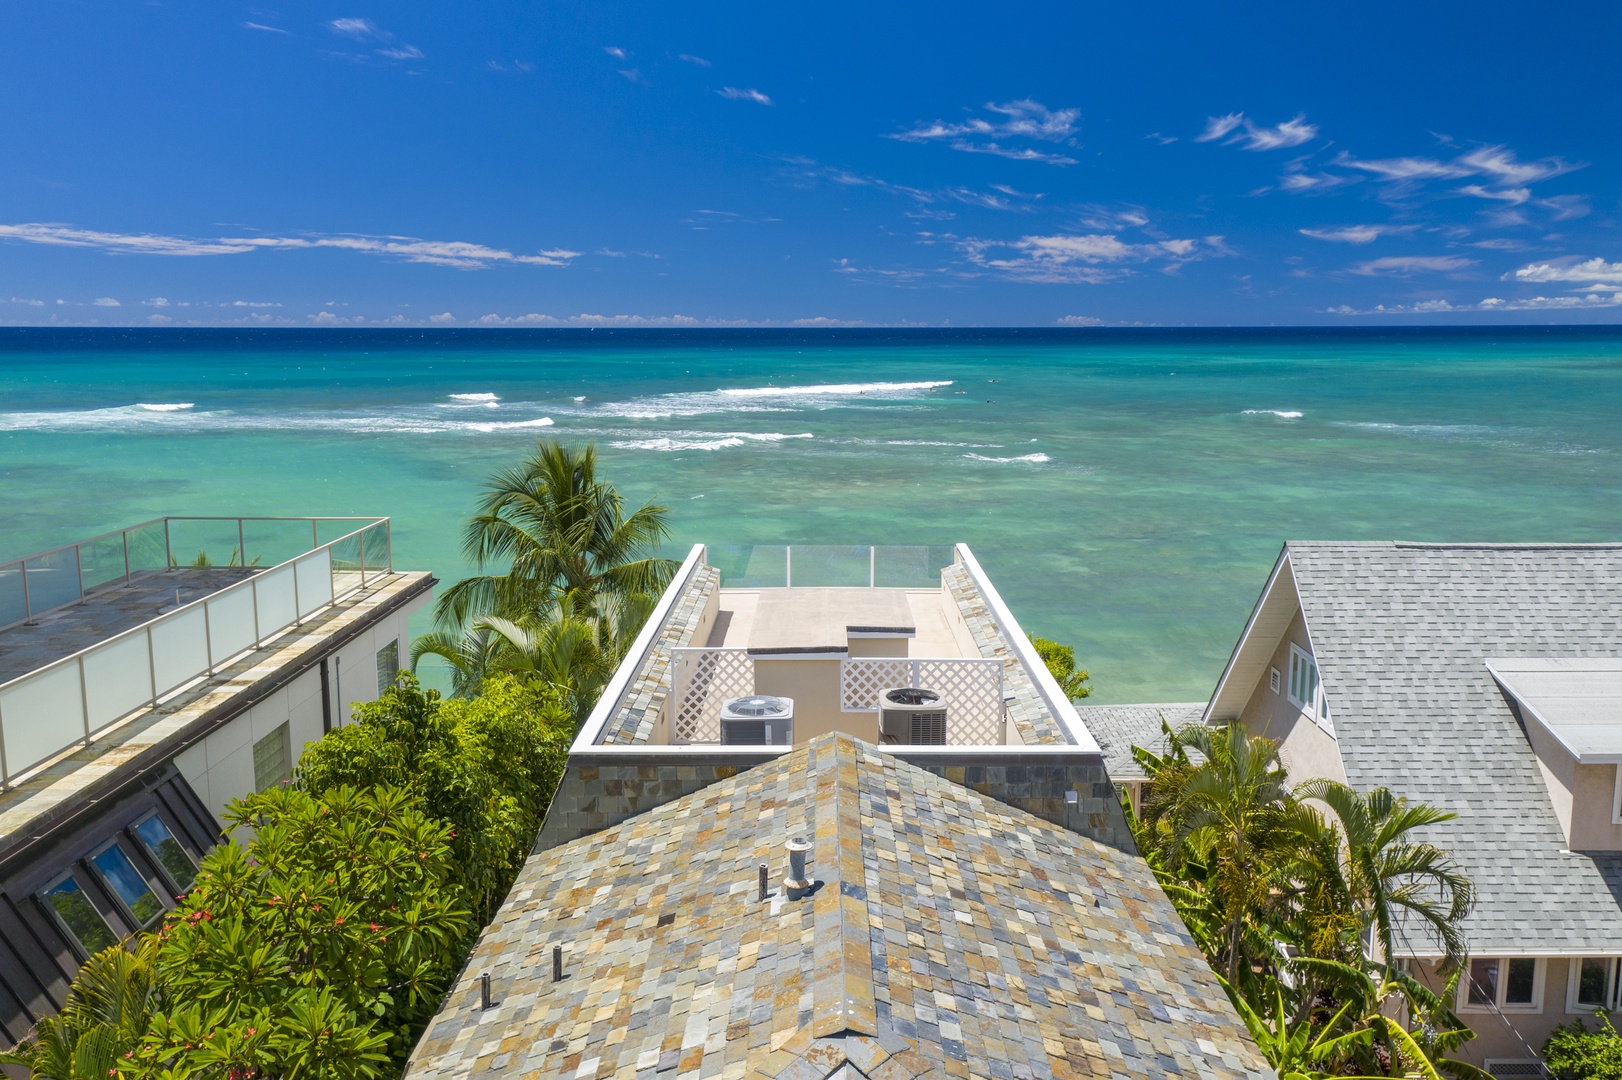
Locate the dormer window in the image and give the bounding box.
[1288,644,1330,726]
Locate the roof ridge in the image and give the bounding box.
[1285,539,1622,550]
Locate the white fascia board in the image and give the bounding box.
[1204,545,1293,724]
[1485,660,1595,764]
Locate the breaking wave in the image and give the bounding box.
[1242,409,1303,419]
[963,452,1051,463]
[589,380,953,419]
[609,431,814,452]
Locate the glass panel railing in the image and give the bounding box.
[0,565,24,628]
[166,519,251,569]
[79,534,129,593]
[788,545,872,587]
[708,544,789,588]
[240,519,315,570]
[124,521,170,577]
[24,550,81,613]
[360,521,391,573]
[873,545,957,588]
[253,565,297,637]
[150,606,209,696]
[207,586,258,663]
[296,549,335,615]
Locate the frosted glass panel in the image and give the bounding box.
[24,551,80,613]
[1,661,85,777]
[295,549,333,616]
[207,585,257,662]
[83,633,155,732]
[254,566,296,636]
[150,606,208,695]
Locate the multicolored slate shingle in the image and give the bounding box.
[405,734,1271,1080]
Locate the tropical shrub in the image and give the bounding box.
[295,672,572,923]
[1032,636,1091,699]
[1545,1014,1622,1080]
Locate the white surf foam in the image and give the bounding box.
[448,392,500,403]
[591,380,953,419]
[135,402,195,412]
[0,403,555,435]
[718,380,952,399]
[884,439,1000,448]
[1242,409,1303,419]
[610,431,814,452]
[964,452,1051,463]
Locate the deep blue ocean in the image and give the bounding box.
[2,326,1619,702]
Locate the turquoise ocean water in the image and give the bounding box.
[1,327,1619,703]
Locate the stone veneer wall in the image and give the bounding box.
[941,563,1070,745]
[598,564,720,745]
[535,750,1136,854]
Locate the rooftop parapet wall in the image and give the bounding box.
[598,564,720,745]
[942,562,1072,745]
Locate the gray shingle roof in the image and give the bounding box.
[1286,541,1622,957]
[1077,704,1207,782]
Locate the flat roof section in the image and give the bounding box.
[1487,657,1622,763]
[0,568,256,685]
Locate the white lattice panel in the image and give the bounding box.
[671,648,754,743]
[840,657,1005,744]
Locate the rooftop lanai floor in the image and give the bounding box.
[535,544,1133,853]
[0,567,256,685]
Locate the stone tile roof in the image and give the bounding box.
[942,564,1070,746]
[600,565,720,744]
[1076,704,1207,782]
[1285,541,1622,957]
[405,734,1272,1080]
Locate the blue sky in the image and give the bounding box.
[2,1,1619,327]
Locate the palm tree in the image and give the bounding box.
[1143,722,1302,984]
[434,440,676,630]
[1292,779,1475,970]
[0,938,158,1078]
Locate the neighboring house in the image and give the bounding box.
[1187,540,1622,1076]
[0,516,432,1047]
[404,543,1274,1079]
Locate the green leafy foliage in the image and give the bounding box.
[1545,1014,1622,1080]
[294,672,571,923]
[1031,636,1091,699]
[1128,719,1480,1079]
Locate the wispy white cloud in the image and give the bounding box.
[1349,255,1476,277]
[8,296,44,306]
[1197,112,1317,150]
[1337,146,1578,196]
[243,21,289,34]
[1273,170,1360,195]
[888,100,1080,166]
[93,297,120,307]
[603,46,629,60]
[428,312,455,323]
[1538,194,1591,221]
[1456,184,1530,204]
[677,53,711,67]
[958,232,1226,284]
[327,18,422,61]
[1299,224,1412,244]
[1510,257,1622,290]
[1335,154,1475,182]
[784,157,1041,213]
[1055,315,1105,326]
[0,222,581,269]
[717,86,772,105]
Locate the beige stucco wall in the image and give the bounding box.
[848,636,909,658]
[1235,611,1348,785]
[751,657,879,742]
[1520,713,1622,851]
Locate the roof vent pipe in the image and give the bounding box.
[784,836,812,900]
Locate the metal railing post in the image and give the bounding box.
[386,520,393,572]
[292,558,303,625]
[20,561,32,624]
[163,518,172,570]
[311,519,318,551]
[238,519,247,568]
[147,626,159,706]
[122,530,131,586]
[870,546,875,588]
[202,602,214,675]
[0,693,9,789]
[250,577,262,647]
[78,656,91,745]
[359,529,367,587]
[785,546,792,589]
[75,545,86,604]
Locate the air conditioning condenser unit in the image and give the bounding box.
[879,687,947,745]
[720,696,795,745]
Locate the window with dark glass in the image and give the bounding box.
[253,723,291,791]
[132,814,197,892]
[376,639,399,695]
[1468,958,1498,1006]
[1505,958,1537,1005]
[89,844,164,927]
[42,875,117,955]
[1578,958,1612,1008]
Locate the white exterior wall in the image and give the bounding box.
[171,596,422,824]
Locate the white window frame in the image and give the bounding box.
[1459,957,1546,1014]
[1612,767,1622,826]
[1566,957,1622,1013]
[1287,643,1330,727]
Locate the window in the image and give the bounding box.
[1568,957,1621,1012]
[1463,957,1544,1013]
[132,813,197,893]
[88,843,164,928]
[1288,644,1331,725]
[41,873,118,956]
[253,723,292,791]
[376,638,400,696]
